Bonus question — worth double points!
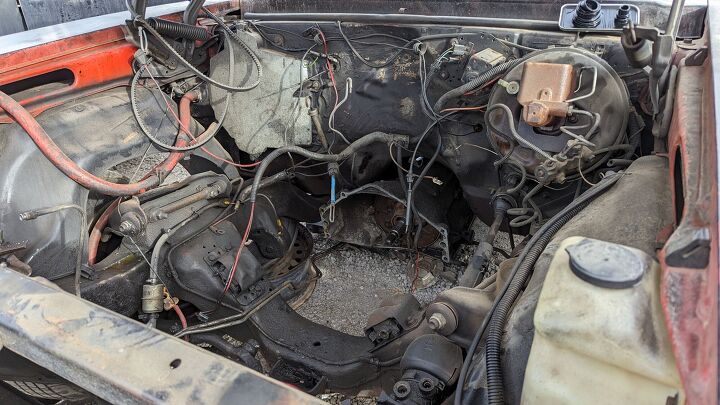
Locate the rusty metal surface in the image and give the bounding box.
[517,62,573,127]
[659,16,718,404]
[0,267,322,405]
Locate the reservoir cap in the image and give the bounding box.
[566,239,647,289]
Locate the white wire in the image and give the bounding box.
[328,77,353,144]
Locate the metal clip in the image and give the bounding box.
[138,26,149,56]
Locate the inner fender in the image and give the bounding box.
[0,88,237,279]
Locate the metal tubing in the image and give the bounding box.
[243,12,559,31]
[665,0,686,38]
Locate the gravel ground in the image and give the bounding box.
[297,219,519,337]
[113,155,520,338]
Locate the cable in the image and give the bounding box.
[410,130,442,199]
[135,15,261,92]
[440,105,486,113]
[19,202,88,297]
[202,7,263,84]
[434,58,525,112]
[313,27,344,150]
[247,21,313,52]
[248,132,407,205]
[328,78,353,144]
[129,30,233,152]
[389,143,439,182]
[0,90,177,196]
[454,171,622,405]
[88,199,120,265]
[336,21,408,68]
[401,112,456,228]
[578,162,597,186]
[134,66,260,168]
[172,304,189,340]
[220,202,255,298]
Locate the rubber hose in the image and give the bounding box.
[0,91,188,196]
[483,173,622,404]
[248,132,408,204]
[183,0,205,25]
[433,58,522,112]
[147,17,210,40]
[88,199,120,265]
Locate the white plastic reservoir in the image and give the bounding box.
[521,237,684,405]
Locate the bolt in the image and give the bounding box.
[394,381,411,399]
[428,313,447,331]
[119,220,134,234]
[420,378,435,392]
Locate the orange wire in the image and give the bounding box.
[439,105,487,113]
[143,65,261,169]
[222,202,255,296]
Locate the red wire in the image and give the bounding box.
[316,29,339,112]
[141,70,262,301]
[143,66,261,169]
[172,304,189,341]
[222,202,255,295]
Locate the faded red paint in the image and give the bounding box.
[0,28,136,123]
[660,55,718,404]
[0,2,236,123]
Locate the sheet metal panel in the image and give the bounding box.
[0,0,25,36]
[19,0,179,30]
[0,266,321,404]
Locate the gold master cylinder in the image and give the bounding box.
[517,62,574,127]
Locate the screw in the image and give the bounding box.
[428,313,447,331]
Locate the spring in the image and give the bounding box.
[147,18,211,41]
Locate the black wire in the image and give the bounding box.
[336,21,409,68]
[248,21,312,52]
[411,129,443,200]
[129,30,234,152]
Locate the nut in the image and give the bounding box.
[428,313,447,331]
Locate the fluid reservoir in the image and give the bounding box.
[521,237,684,405]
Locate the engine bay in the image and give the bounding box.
[0,1,716,404]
